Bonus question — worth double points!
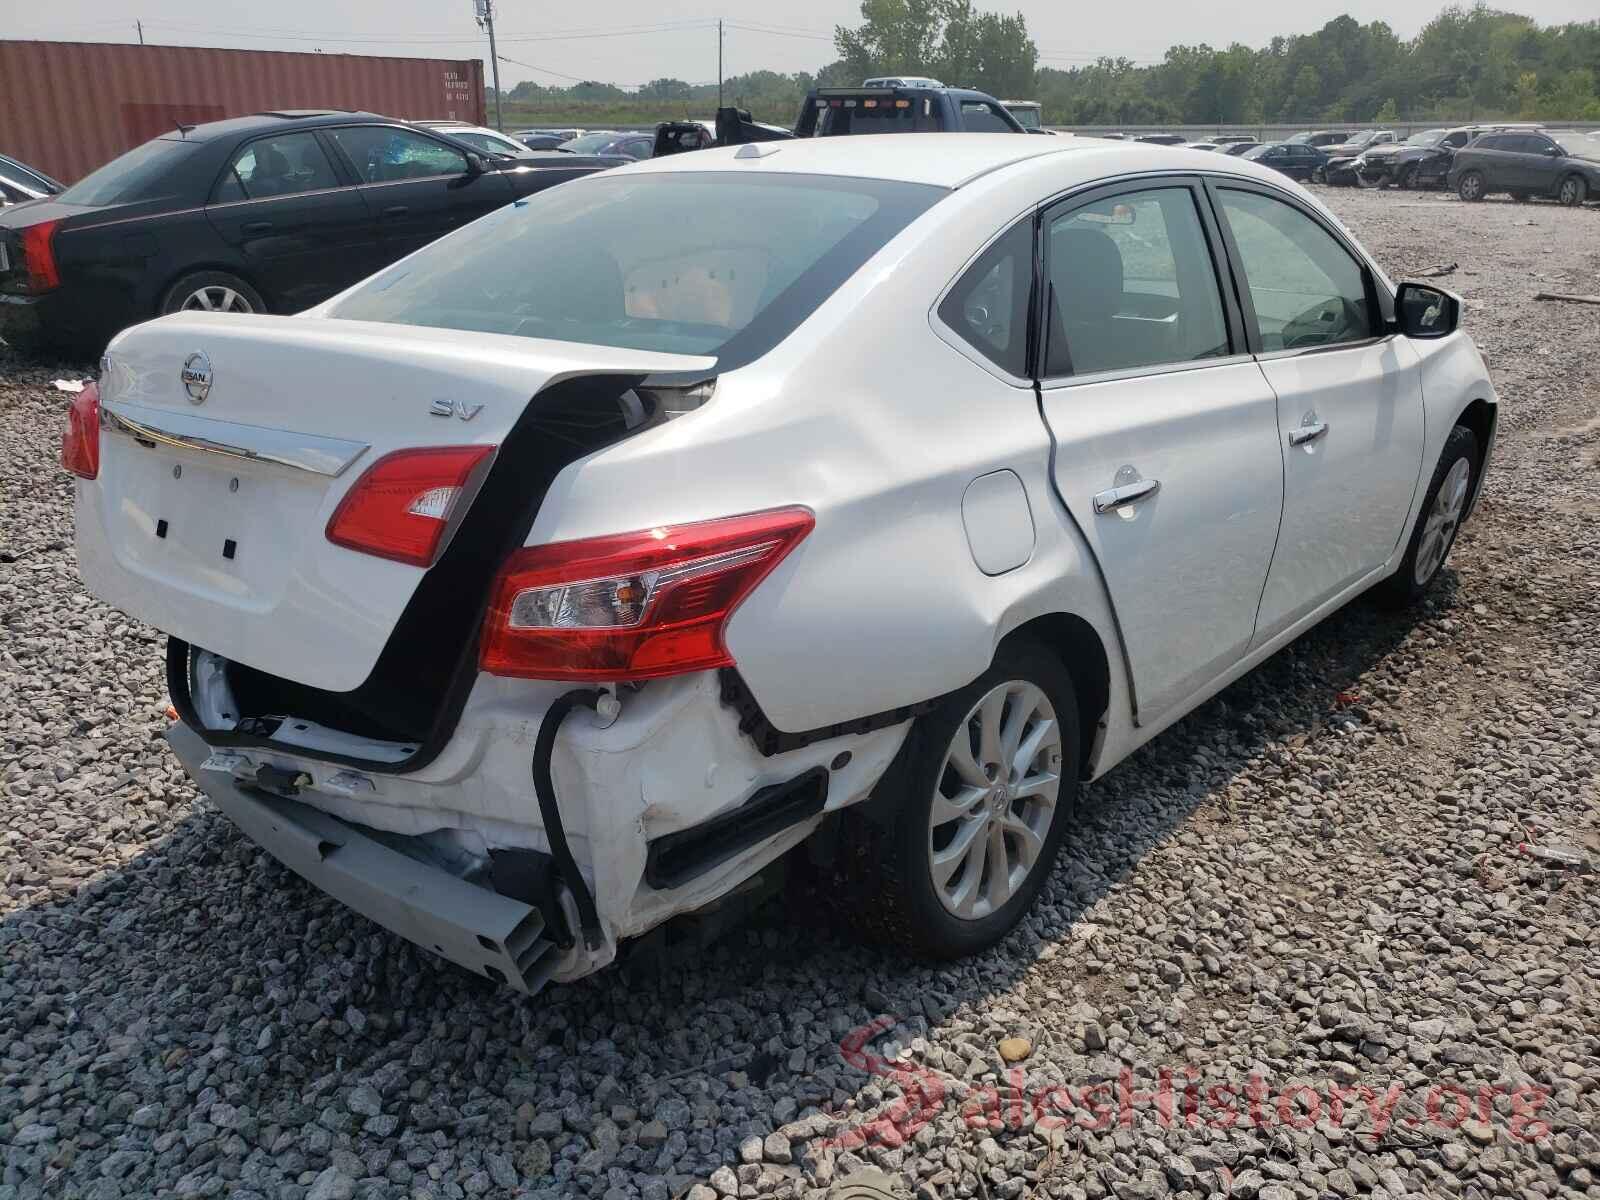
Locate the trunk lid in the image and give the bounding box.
[79,311,713,692]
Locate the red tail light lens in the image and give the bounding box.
[480,506,814,681]
[60,381,100,480]
[325,445,495,567]
[21,219,63,292]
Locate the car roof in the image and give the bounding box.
[167,110,388,142]
[618,133,1314,191]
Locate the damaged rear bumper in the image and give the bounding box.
[168,720,563,993]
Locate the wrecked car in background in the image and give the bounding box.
[1318,129,1397,184]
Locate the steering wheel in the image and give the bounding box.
[1280,296,1363,348]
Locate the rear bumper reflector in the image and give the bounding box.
[644,766,829,891]
[167,721,560,994]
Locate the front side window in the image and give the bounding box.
[222,132,341,201]
[1044,187,1230,378]
[938,220,1031,376]
[329,127,467,183]
[331,172,944,365]
[1216,188,1372,352]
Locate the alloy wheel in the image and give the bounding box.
[927,680,1062,920]
[180,285,255,314]
[1558,178,1581,206]
[1414,456,1472,586]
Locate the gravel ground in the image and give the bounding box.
[2,188,1598,1200]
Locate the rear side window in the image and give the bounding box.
[331,172,944,367]
[328,127,467,183]
[1044,187,1230,378]
[57,137,201,206]
[938,220,1032,377]
[1216,189,1372,352]
[221,133,341,201]
[961,102,1013,133]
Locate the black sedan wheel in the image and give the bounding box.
[1457,171,1486,202]
[1311,165,1326,184]
[1557,176,1587,207]
[1397,164,1417,189]
[160,271,265,317]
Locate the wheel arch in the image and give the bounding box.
[154,262,272,317]
[1452,396,1496,520]
[998,612,1110,779]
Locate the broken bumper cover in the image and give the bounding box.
[167,721,561,994]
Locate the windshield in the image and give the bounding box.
[1007,106,1041,130]
[58,137,200,206]
[1404,130,1444,146]
[331,172,944,365]
[560,133,621,154]
[1242,145,1271,159]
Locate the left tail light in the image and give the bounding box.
[21,219,63,292]
[60,381,100,479]
[325,445,496,567]
[480,506,814,681]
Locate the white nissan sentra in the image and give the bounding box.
[66,136,1495,992]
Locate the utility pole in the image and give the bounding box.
[717,19,724,108]
[475,0,504,131]
[136,19,144,44]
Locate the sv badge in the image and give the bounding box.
[430,399,484,421]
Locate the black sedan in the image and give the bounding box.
[1240,141,1327,180]
[0,110,605,354]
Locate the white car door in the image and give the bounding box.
[1208,183,1425,642]
[1037,180,1285,724]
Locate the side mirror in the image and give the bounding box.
[1395,281,1460,339]
[465,152,488,176]
[1544,146,1562,156]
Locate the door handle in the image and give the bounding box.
[1093,478,1161,513]
[380,205,409,219]
[1288,421,1330,447]
[240,221,273,236]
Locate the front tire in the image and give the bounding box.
[1457,171,1485,202]
[160,271,265,317]
[849,641,1080,960]
[1397,164,1417,189]
[1374,424,1480,608]
[1557,175,1587,207]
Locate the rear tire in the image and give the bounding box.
[1373,424,1480,608]
[160,271,265,317]
[844,640,1080,960]
[1457,171,1485,202]
[1557,175,1587,207]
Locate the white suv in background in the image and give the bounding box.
[67,136,1496,992]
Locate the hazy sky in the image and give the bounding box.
[10,0,1596,91]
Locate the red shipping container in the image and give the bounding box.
[0,41,486,183]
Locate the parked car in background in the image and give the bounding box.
[1450,129,1600,206]
[1319,130,1397,183]
[0,110,603,354]
[1187,142,1221,153]
[796,85,1027,135]
[68,137,1496,995]
[1241,141,1326,180]
[861,75,945,88]
[1002,100,1046,132]
[0,153,61,206]
[1355,126,1487,189]
[1287,130,1350,148]
[1221,140,1259,156]
[1214,136,1258,150]
[559,131,655,160]
[1135,133,1187,146]
[416,120,545,161]
[511,129,567,150]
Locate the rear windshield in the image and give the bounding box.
[58,137,201,207]
[813,99,944,134]
[330,172,944,365]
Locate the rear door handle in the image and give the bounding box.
[380,205,409,219]
[1093,478,1161,513]
[240,221,273,236]
[1289,421,1330,447]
